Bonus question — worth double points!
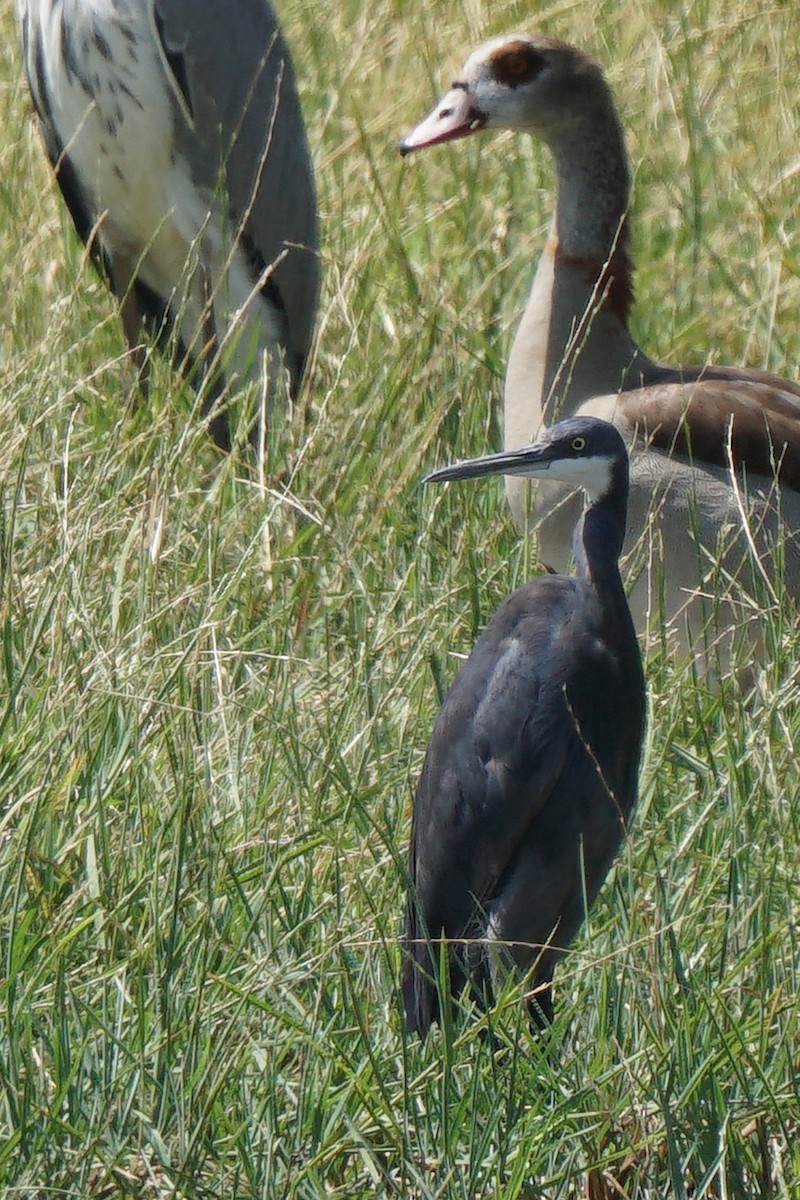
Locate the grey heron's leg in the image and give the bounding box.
[110,253,150,397]
[487,897,558,1030]
[198,266,231,452]
[526,983,554,1028]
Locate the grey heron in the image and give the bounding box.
[403,415,645,1037]
[17,0,319,451]
[400,33,800,659]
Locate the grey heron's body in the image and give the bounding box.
[18,0,319,449]
[400,34,800,662]
[403,417,645,1038]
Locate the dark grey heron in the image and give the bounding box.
[403,416,646,1037]
[17,0,319,451]
[399,33,800,660]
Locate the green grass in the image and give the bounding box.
[1,0,799,1195]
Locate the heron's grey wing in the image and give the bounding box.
[408,581,578,942]
[403,577,643,1034]
[483,631,644,974]
[151,0,319,374]
[403,581,578,1033]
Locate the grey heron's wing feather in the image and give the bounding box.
[149,4,194,126]
[151,0,319,370]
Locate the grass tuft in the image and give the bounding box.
[0,0,798,1195]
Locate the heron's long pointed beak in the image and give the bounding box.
[424,443,554,484]
[399,86,487,155]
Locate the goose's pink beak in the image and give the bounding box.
[399,86,486,155]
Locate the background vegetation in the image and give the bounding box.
[0,0,798,1194]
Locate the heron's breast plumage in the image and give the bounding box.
[25,0,198,286]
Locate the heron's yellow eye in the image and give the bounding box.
[571,436,586,451]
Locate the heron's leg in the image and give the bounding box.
[486,880,562,1028]
[110,253,150,397]
[489,925,555,1029]
[526,983,554,1028]
[198,266,231,452]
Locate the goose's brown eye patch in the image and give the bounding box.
[489,41,543,87]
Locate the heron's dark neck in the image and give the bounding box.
[572,462,628,596]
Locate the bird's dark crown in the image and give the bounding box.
[534,415,627,464]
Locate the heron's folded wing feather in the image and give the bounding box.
[150,0,319,366]
[409,581,578,937]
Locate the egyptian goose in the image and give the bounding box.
[17,0,319,451]
[401,33,800,655]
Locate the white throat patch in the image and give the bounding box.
[541,454,612,500]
